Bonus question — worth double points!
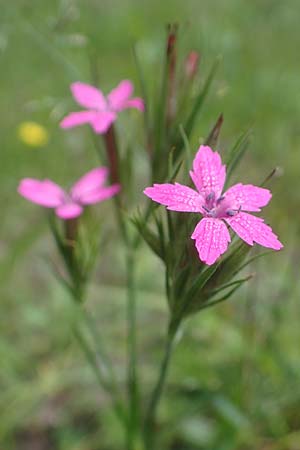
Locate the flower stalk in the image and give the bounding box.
[103,124,120,185]
[143,320,180,450]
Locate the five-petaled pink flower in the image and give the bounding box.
[60,80,144,134]
[144,145,283,265]
[18,167,120,219]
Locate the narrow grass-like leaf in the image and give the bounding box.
[132,44,152,153]
[205,113,224,147]
[232,250,271,278]
[208,274,253,298]
[154,213,166,260]
[184,57,220,138]
[225,128,252,185]
[131,215,163,260]
[172,263,220,319]
[199,282,246,311]
[179,124,192,171]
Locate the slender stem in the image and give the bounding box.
[103,125,120,185]
[72,324,127,427]
[82,309,125,409]
[143,321,179,450]
[102,124,139,448]
[126,247,139,449]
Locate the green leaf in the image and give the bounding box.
[184,57,220,139]
[204,113,224,147]
[131,214,164,260]
[208,274,253,298]
[179,124,192,170]
[225,128,252,185]
[199,282,246,311]
[172,263,219,319]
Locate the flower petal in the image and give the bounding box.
[18,178,65,207]
[191,218,231,265]
[90,111,117,134]
[79,184,120,205]
[124,97,145,111]
[225,212,283,250]
[60,111,97,129]
[70,82,107,110]
[56,202,83,219]
[224,183,272,212]
[144,183,205,212]
[190,145,226,198]
[107,80,134,111]
[71,168,109,202]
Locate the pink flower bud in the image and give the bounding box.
[185,51,200,80]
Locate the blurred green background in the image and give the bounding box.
[1,0,300,449]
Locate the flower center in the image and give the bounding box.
[202,192,240,218]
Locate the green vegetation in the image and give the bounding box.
[1,1,300,449]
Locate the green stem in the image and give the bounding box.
[143,321,179,450]
[82,309,125,408]
[72,324,127,428]
[126,247,139,449]
[102,124,139,449]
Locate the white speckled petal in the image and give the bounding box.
[191,218,231,265]
[225,212,283,250]
[190,145,226,198]
[144,183,205,213]
[224,183,272,212]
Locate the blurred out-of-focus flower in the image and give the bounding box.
[60,80,144,134]
[144,145,283,265]
[18,167,120,219]
[18,121,49,147]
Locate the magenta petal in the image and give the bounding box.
[224,183,272,212]
[191,218,231,265]
[90,111,117,134]
[79,184,120,205]
[60,111,96,129]
[190,145,226,198]
[144,183,205,213]
[56,202,83,219]
[225,212,283,250]
[124,97,145,111]
[71,168,109,202]
[71,82,107,110]
[107,80,134,111]
[18,178,65,208]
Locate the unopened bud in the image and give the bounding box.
[185,50,200,80]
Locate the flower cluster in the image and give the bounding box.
[16,30,284,450]
[18,80,282,265]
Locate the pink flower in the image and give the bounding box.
[144,145,283,265]
[60,80,144,134]
[18,167,120,219]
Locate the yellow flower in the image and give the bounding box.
[18,121,49,147]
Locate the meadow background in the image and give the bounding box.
[1,0,300,449]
